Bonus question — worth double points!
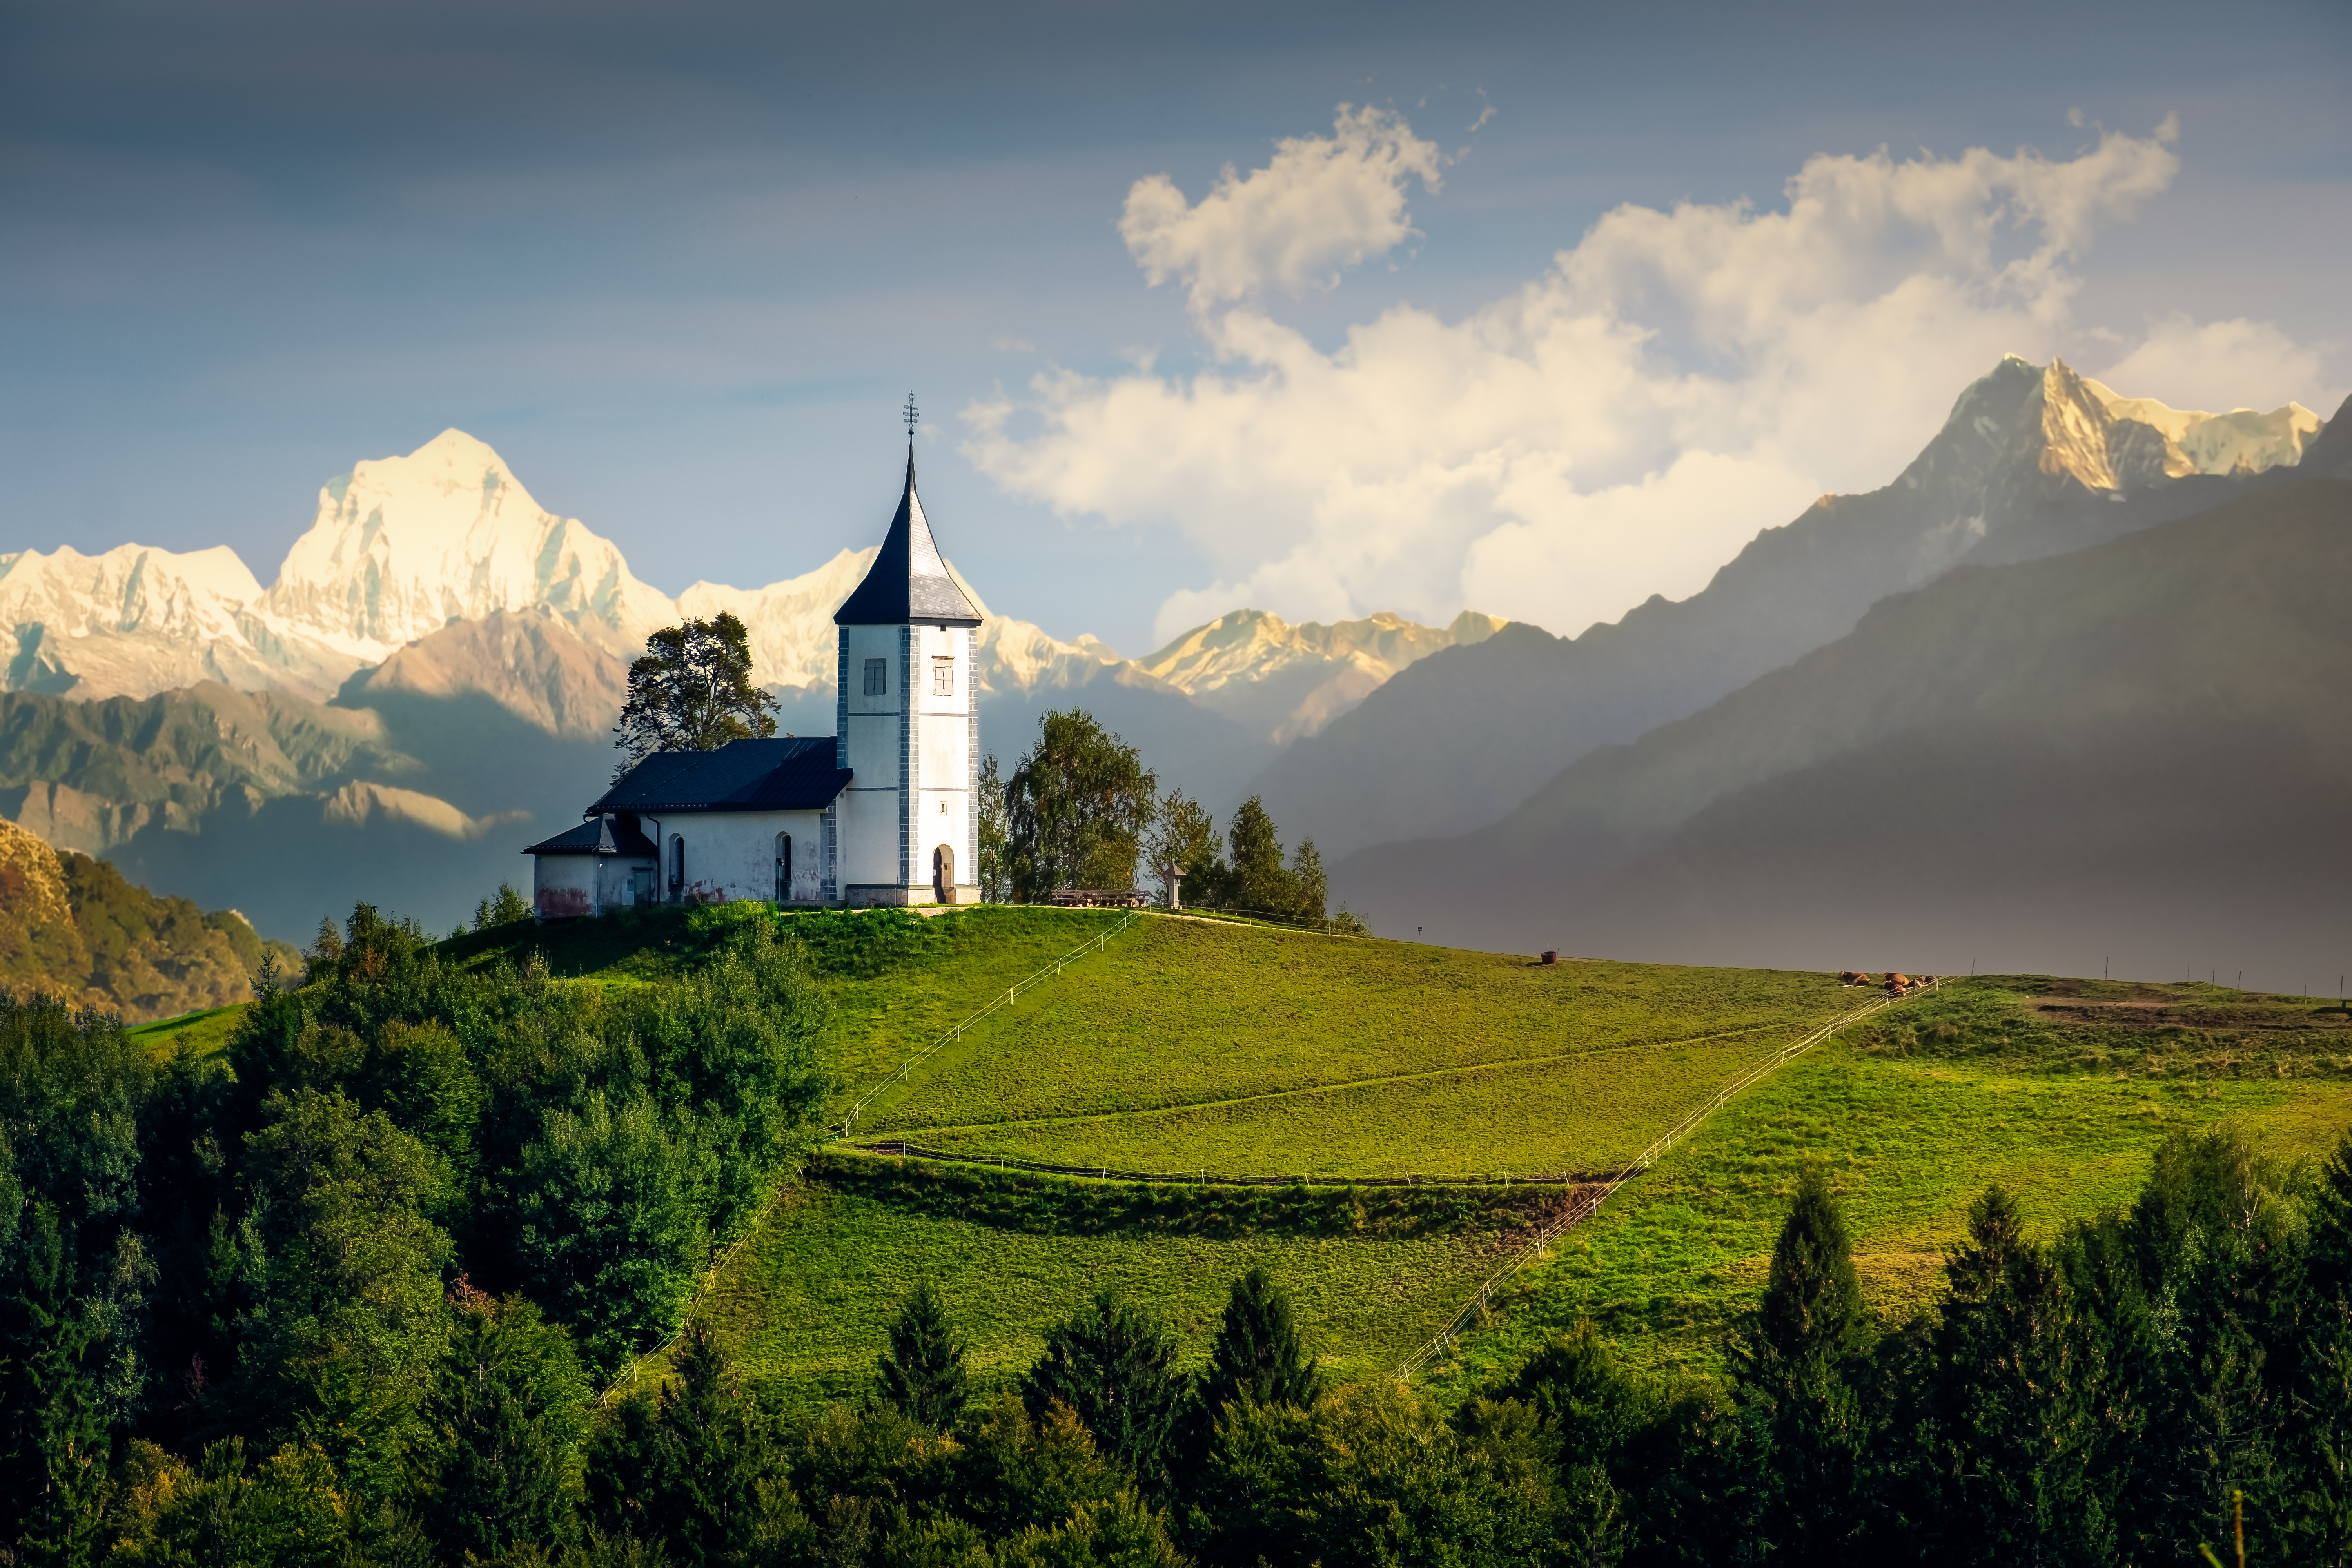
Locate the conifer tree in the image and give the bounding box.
[1198,1267,1320,1419]
[1733,1165,1874,1564]
[586,1321,774,1568]
[3,1206,106,1568]
[1930,1184,2110,1561]
[1021,1290,1189,1498]
[422,1287,590,1562]
[2288,1131,2352,1561]
[875,1278,969,1430]
[1745,1166,1869,1381]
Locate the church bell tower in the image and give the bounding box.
[832,396,984,905]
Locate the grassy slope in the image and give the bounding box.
[689,914,1866,1410]
[490,909,2352,1412]
[1436,975,2352,1391]
[703,1166,1549,1409]
[123,1002,249,1062]
[861,915,1851,1178]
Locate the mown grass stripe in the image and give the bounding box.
[886,1021,1785,1140]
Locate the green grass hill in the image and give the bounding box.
[473,903,2352,1412]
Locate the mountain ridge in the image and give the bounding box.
[1254,356,2332,857]
[1331,475,2352,981]
[0,431,1489,760]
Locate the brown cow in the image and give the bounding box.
[1886,972,1913,992]
[1839,971,1872,987]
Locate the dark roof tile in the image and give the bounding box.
[524,815,660,857]
[834,450,983,626]
[588,737,852,815]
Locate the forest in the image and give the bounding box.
[2,900,2350,1566]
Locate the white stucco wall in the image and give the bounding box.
[593,854,655,913]
[655,809,829,906]
[533,855,595,920]
[838,622,904,897]
[913,622,976,900]
[533,846,656,919]
[834,620,976,903]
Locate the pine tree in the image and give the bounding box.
[3,1206,107,1568]
[2284,1131,2352,1560]
[423,1288,590,1561]
[586,1321,772,1568]
[875,1278,969,1430]
[1021,1290,1189,1498]
[1746,1166,1869,1380]
[1198,1267,1320,1419]
[655,1321,764,1568]
[1929,1184,2111,1561]
[1734,1165,1874,1564]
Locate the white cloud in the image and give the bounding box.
[965,111,2323,643]
[2089,313,2330,413]
[1116,105,1444,312]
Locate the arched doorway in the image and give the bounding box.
[932,843,955,905]
[774,833,793,905]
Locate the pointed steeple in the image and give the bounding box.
[835,445,984,626]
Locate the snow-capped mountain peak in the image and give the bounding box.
[0,542,284,697]
[2034,358,2318,492]
[266,428,674,662]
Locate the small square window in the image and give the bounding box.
[932,657,954,695]
[863,658,887,696]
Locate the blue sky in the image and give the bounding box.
[5,0,2347,653]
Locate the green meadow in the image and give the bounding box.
[124,1001,248,1062]
[478,908,2352,1407]
[858,914,1854,1176]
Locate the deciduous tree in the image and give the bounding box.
[1142,790,1216,911]
[614,613,778,773]
[1004,711,1156,900]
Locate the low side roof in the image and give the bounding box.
[523,815,660,857]
[588,737,853,815]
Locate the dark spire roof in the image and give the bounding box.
[834,448,984,626]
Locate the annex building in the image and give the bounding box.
[523,448,983,915]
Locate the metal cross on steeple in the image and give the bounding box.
[903,392,919,440]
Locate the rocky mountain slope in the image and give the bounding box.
[0,817,300,1021]
[1138,608,1504,743]
[1333,468,2352,983]
[1256,358,2328,857]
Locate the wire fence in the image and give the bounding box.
[1390,979,1940,1385]
[833,908,1143,1138]
[596,1158,804,1404]
[1178,904,1371,937]
[842,1140,1630,1189]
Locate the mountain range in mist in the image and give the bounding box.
[1332,401,2352,988]
[0,433,1497,935]
[0,354,2340,979]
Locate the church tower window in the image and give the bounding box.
[932,657,954,695]
[863,657,888,696]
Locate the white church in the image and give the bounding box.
[524,445,983,914]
